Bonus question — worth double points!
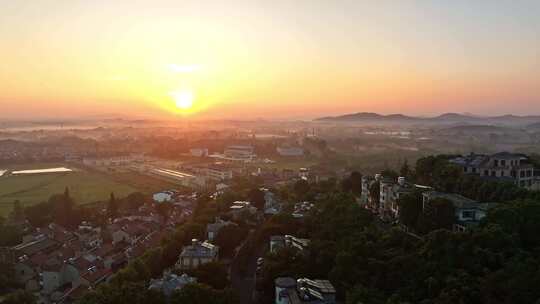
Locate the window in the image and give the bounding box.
[501,160,506,166]
[520,171,525,178]
[494,160,499,167]
[491,171,496,177]
[484,170,489,176]
[472,168,477,173]
[462,210,475,219]
[500,171,505,177]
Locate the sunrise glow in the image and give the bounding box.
[172,90,195,110]
[0,1,539,119]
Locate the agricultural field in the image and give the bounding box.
[0,163,140,216]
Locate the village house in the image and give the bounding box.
[275,277,336,304]
[422,191,497,231]
[450,152,537,189]
[270,235,310,253]
[148,272,197,297]
[175,239,219,270]
[206,218,235,241]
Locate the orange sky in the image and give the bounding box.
[1,1,539,120]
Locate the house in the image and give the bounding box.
[148,272,197,297]
[275,277,336,304]
[270,235,310,253]
[175,239,218,270]
[379,177,416,221]
[41,259,81,295]
[422,191,496,231]
[450,152,536,189]
[229,201,258,220]
[292,202,314,218]
[80,265,113,288]
[360,175,377,207]
[263,189,282,215]
[111,221,149,245]
[153,191,174,203]
[206,218,235,241]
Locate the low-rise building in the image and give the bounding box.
[149,272,197,297]
[175,239,219,270]
[450,152,536,189]
[206,218,235,241]
[224,145,255,161]
[276,147,304,157]
[422,191,496,231]
[270,235,310,253]
[275,277,336,304]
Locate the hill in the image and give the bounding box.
[316,112,540,126]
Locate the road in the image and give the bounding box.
[230,230,268,304]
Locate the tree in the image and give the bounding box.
[170,283,238,304]
[52,188,76,228]
[2,290,36,304]
[11,200,24,222]
[398,191,423,230]
[107,192,118,219]
[400,159,412,179]
[0,260,17,291]
[293,180,310,201]
[190,262,230,289]
[418,198,455,233]
[213,224,248,258]
[125,192,148,210]
[248,188,265,210]
[381,169,398,180]
[155,202,172,222]
[349,171,363,195]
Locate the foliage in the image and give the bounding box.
[213,224,249,258]
[170,283,238,304]
[189,262,230,289]
[341,171,362,195]
[397,190,423,229]
[78,282,166,304]
[2,290,36,304]
[248,188,265,210]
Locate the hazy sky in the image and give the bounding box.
[1,0,539,120]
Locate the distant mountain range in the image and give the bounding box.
[316,112,540,126]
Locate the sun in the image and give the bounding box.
[171,90,194,109]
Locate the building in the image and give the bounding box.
[292,202,314,219]
[379,177,416,221]
[275,277,336,304]
[229,201,258,220]
[270,235,310,253]
[263,189,282,215]
[277,147,304,157]
[422,191,496,231]
[175,239,219,270]
[149,272,197,297]
[450,152,536,189]
[205,163,234,181]
[153,191,174,203]
[206,218,235,241]
[190,148,209,157]
[149,168,198,188]
[224,145,255,160]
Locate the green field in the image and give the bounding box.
[0,164,138,216]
